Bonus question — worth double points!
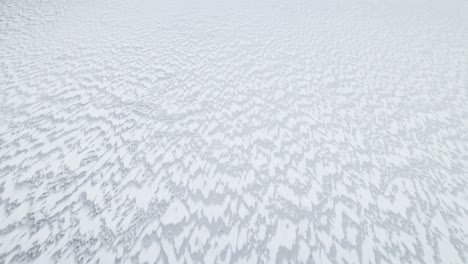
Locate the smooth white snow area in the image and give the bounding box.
[1,0,468,263]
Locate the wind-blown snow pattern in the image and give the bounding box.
[1,0,468,263]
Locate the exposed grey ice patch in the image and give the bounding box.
[1,0,468,263]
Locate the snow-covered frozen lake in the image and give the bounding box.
[1,0,468,263]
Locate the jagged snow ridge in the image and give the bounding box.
[1,0,468,263]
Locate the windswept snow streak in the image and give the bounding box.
[1,0,468,263]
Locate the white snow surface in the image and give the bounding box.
[1,0,468,263]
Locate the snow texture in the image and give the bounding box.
[1,0,468,263]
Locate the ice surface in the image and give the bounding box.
[1,0,468,263]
